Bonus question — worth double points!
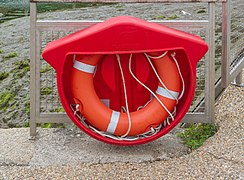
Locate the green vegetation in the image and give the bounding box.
[177,123,218,150]
[37,3,110,13]
[24,66,30,72]
[40,123,64,128]
[13,71,25,79]
[114,4,124,8]
[41,87,52,95]
[57,124,65,128]
[11,59,30,79]
[13,59,30,70]
[4,52,17,60]
[231,19,240,31]
[41,123,52,128]
[24,101,30,114]
[0,91,15,110]
[154,15,178,20]
[0,49,4,54]
[0,5,29,24]
[166,15,179,20]
[23,122,30,127]
[0,2,112,24]
[51,107,65,113]
[40,64,52,73]
[10,101,19,109]
[0,72,9,81]
[154,15,166,20]
[197,9,206,14]
[19,122,64,129]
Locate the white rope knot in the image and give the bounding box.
[171,51,176,57]
[150,127,156,134]
[74,104,80,116]
[120,106,127,113]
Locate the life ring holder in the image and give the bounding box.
[69,51,185,141]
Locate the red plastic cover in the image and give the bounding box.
[42,16,208,145]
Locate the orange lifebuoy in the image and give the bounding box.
[70,52,181,136]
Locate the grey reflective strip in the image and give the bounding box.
[73,60,96,74]
[106,111,120,134]
[156,86,179,100]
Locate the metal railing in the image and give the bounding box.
[230,0,243,85]
[215,0,243,98]
[29,0,242,137]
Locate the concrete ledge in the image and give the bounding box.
[0,128,188,167]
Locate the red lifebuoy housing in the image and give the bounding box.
[42,16,208,145]
[71,52,181,136]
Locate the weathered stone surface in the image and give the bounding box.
[0,127,188,167]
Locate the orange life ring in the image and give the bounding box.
[70,52,181,136]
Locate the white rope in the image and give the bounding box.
[170,52,185,100]
[70,104,88,128]
[144,52,179,104]
[120,106,127,113]
[128,54,175,120]
[70,103,162,141]
[116,54,132,137]
[73,54,76,63]
[89,125,139,141]
[145,51,168,59]
[137,99,152,111]
[74,104,80,116]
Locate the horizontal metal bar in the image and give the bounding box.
[38,113,71,123]
[31,0,226,3]
[215,56,244,99]
[37,113,209,123]
[36,20,208,31]
[230,41,244,60]
[37,20,100,28]
[230,56,244,82]
[181,113,211,123]
[215,77,224,100]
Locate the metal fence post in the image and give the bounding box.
[221,0,231,89]
[30,2,37,138]
[235,71,243,86]
[206,2,215,123]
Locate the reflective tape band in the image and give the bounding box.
[156,86,179,100]
[73,60,96,74]
[106,111,120,134]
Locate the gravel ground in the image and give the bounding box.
[0,79,243,179]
